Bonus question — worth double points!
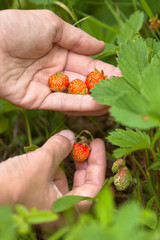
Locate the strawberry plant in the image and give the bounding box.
[1,0,160,240]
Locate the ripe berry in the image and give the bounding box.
[71,142,90,162]
[68,79,89,95]
[85,68,105,90]
[48,72,69,92]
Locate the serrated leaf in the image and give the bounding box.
[24,145,39,153]
[107,128,151,157]
[91,77,133,105]
[0,99,21,113]
[117,38,149,91]
[52,195,92,213]
[112,148,132,158]
[110,89,160,129]
[117,11,144,44]
[141,62,160,120]
[111,106,160,129]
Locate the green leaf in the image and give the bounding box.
[15,205,29,218]
[141,62,160,120]
[0,99,21,113]
[24,145,39,153]
[117,11,144,44]
[117,38,149,91]
[148,160,160,170]
[107,128,151,158]
[94,187,114,226]
[0,206,16,240]
[114,202,141,238]
[28,209,58,224]
[146,196,155,209]
[0,114,9,133]
[52,195,92,213]
[140,208,157,229]
[91,77,133,106]
[110,90,160,129]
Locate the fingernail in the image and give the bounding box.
[58,130,75,143]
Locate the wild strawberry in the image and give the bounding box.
[71,140,90,162]
[113,167,132,191]
[68,79,89,95]
[85,67,105,90]
[112,159,126,174]
[48,72,69,92]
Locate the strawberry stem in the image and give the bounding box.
[76,130,94,141]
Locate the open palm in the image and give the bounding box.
[0,9,121,116]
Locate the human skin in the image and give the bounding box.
[0,130,106,212]
[0,9,117,211]
[0,9,121,116]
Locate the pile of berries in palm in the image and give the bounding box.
[48,67,105,94]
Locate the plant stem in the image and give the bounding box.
[22,110,32,146]
[132,154,160,212]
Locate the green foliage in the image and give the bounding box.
[92,37,160,129]
[117,11,144,44]
[52,195,92,213]
[107,128,151,158]
[1,1,160,240]
[0,206,16,240]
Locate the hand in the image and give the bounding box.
[0,9,121,116]
[0,130,106,212]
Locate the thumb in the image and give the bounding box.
[41,130,75,174]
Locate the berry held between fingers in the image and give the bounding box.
[68,79,89,95]
[85,67,105,90]
[48,72,69,92]
[71,142,90,162]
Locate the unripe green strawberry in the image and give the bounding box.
[112,159,126,174]
[113,167,132,191]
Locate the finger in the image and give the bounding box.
[53,167,69,195]
[72,139,106,192]
[57,20,105,55]
[68,139,106,212]
[63,71,86,82]
[73,161,88,188]
[39,92,107,112]
[39,130,75,176]
[85,139,107,187]
[61,107,109,116]
[65,52,122,77]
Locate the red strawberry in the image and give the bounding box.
[85,67,105,90]
[71,141,90,162]
[48,72,69,92]
[68,79,89,95]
